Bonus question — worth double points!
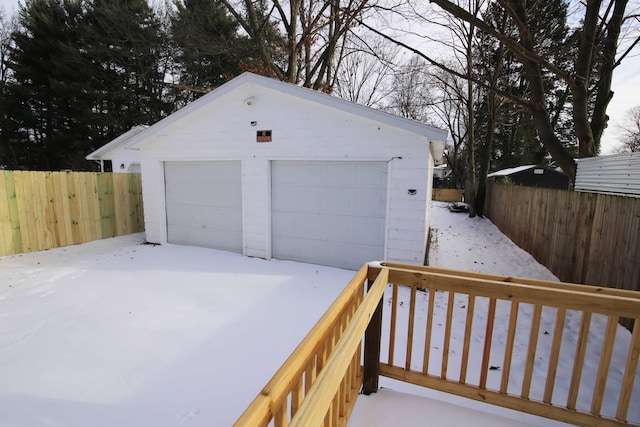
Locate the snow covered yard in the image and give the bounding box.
[0,201,637,426]
[0,235,353,426]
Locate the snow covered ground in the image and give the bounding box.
[0,201,636,426]
[0,235,353,426]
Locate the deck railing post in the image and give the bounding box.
[362,277,383,395]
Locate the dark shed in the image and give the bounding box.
[488,165,570,190]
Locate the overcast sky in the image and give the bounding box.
[1,0,638,153]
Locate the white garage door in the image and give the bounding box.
[272,161,387,270]
[165,161,242,253]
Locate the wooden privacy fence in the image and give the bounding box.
[0,170,144,257]
[236,263,640,427]
[484,183,640,294]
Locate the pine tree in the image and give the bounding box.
[170,0,247,102]
[83,0,170,149]
[475,0,575,172]
[8,0,91,170]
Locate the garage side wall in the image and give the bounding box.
[139,83,433,267]
[386,156,431,264]
[98,144,141,173]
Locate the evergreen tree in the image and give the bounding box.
[7,0,91,170]
[474,0,575,172]
[170,0,246,102]
[83,0,170,150]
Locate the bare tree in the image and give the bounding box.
[360,0,486,216]
[426,0,639,182]
[359,0,639,183]
[429,68,467,189]
[220,0,376,91]
[614,105,640,152]
[386,55,438,123]
[333,37,398,107]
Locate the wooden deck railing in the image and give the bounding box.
[234,265,371,427]
[235,263,640,427]
[370,262,640,427]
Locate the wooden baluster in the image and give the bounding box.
[460,294,475,385]
[591,314,619,415]
[422,285,436,375]
[406,285,417,370]
[305,358,315,395]
[500,301,519,394]
[567,312,592,410]
[274,398,287,427]
[388,283,399,366]
[543,307,566,403]
[332,384,340,426]
[291,376,303,419]
[522,304,542,399]
[479,298,497,389]
[616,320,640,421]
[441,291,456,379]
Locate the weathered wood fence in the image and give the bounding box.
[0,171,144,257]
[485,183,640,294]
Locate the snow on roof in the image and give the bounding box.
[124,72,448,150]
[487,165,538,177]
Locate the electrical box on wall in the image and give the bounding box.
[257,130,272,142]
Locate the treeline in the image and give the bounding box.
[0,0,635,202]
[0,0,271,171]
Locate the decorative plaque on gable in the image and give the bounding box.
[257,130,272,142]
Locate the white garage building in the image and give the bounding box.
[124,72,447,270]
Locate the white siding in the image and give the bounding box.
[575,153,640,197]
[93,143,140,173]
[86,125,145,172]
[138,79,442,267]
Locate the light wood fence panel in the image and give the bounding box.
[0,171,144,257]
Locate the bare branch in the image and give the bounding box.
[356,17,533,110]
[428,0,575,87]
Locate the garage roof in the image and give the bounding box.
[124,72,448,149]
[85,125,148,160]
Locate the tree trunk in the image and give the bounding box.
[475,92,495,218]
[465,51,477,217]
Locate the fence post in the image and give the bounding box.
[362,277,383,395]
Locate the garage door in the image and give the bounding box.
[165,161,242,252]
[272,161,387,270]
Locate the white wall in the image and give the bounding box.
[139,82,435,265]
[101,144,140,173]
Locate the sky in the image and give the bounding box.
[0,0,638,154]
